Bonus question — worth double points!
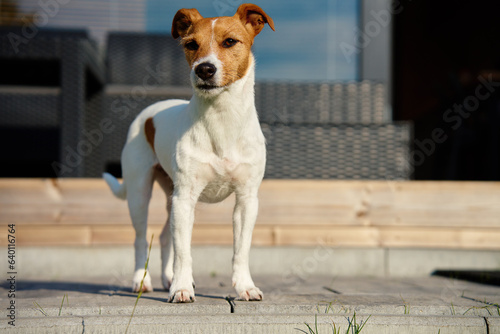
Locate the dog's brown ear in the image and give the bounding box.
[236,3,275,37]
[172,8,203,39]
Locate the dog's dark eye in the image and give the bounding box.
[185,41,199,51]
[222,38,238,48]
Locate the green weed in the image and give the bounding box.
[58,294,68,316]
[33,301,47,316]
[346,312,371,334]
[297,311,370,334]
[320,300,349,314]
[400,294,410,314]
[125,234,154,334]
[33,294,68,317]
[301,314,319,334]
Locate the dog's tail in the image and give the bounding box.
[102,173,127,200]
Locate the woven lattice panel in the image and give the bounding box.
[0,88,60,127]
[261,123,412,180]
[106,32,191,86]
[255,81,387,124]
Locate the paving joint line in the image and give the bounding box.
[225,296,236,313]
[81,316,85,334]
[484,316,490,334]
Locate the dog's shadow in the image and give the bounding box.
[6,280,226,302]
[14,280,145,299]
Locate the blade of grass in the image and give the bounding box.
[33,301,47,316]
[295,329,310,334]
[345,311,371,334]
[125,233,154,334]
[400,294,410,314]
[325,301,334,314]
[298,314,318,334]
[302,322,315,334]
[346,312,353,334]
[331,320,340,334]
[357,314,371,332]
[58,294,68,316]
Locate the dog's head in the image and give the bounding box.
[172,4,275,97]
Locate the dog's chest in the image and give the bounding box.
[202,143,254,180]
[189,130,262,203]
[189,113,261,180]
[163,102,265,203]
[195,152,249,203]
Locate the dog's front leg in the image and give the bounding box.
[232,188,263,301]
[168,188,199,303]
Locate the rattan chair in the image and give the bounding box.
[0,27,106,177]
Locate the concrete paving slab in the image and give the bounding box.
[489,317,500,334]
[387,249,500,277]
[3,316,84,334]
[15,246,500,282]
[235,276,499,318]
[324,276,500,297]
[3,314,488,334]
[217,274,500,317]
[16,246,388,279]
[13,276,230,318]
[1,273,499,333]
[345,315,487,334]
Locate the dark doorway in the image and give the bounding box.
[393,0,500,180]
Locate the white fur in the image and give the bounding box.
[103,172,126,199]
[103,52,265,302]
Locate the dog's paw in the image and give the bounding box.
[132,269,153,293]
[169,289,195,303]
[235,286,263,301]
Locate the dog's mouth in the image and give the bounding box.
[196,84,221,91]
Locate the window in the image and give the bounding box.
[147,0,360,81]
[2,0,359,81]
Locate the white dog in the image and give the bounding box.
[103,3,274,303]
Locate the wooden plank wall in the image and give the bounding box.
[1,179,499,249]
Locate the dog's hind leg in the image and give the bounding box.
[155,165,175,291]
[123,162,155,293]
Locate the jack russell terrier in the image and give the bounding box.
[103,4,274,303]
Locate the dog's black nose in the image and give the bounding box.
[195,62,217,80]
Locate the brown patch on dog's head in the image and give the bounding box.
[235,4,275,37]
[171,8,204,39]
